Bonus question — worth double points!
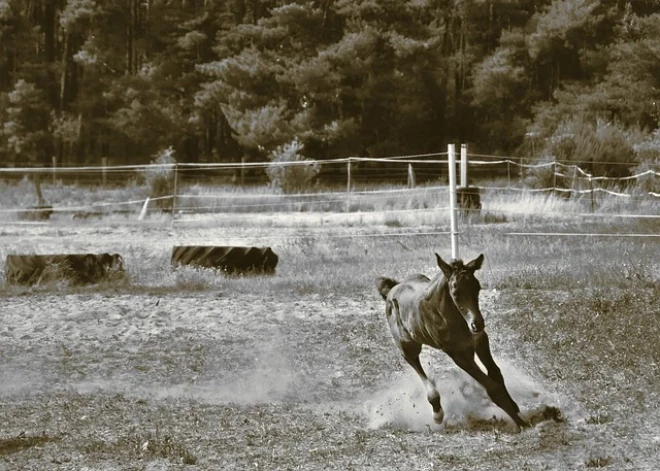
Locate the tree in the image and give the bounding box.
[470,30,533,152]
[1,79,53,203]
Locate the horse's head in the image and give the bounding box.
[436,253,485,335]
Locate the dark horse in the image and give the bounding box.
[376,253,530,430]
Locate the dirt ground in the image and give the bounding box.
[0,220,658,470]
[0,289,645,471]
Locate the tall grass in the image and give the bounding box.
[0,173,657,297]
[1,172,658,222]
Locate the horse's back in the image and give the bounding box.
[389,274,431,303]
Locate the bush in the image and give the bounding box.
[266,139,319,194]
[143,146,176,210]
[632,130,660,194]
[523,163,557,189]
[541,118,636,178]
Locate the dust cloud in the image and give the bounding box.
[63,338,301,405]
[363,358,559,431]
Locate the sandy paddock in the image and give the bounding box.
[0,219,657,470]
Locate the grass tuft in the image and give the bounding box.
[585,455,612,468]
[124,429,198,465]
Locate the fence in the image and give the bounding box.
[0,146,659,229]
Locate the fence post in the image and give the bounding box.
[346,158,352,212]
[448,144,459,260]
[589,175,595,213]
[460,143,468,187]
[552,159,557,196]
[507,160,511,188]
[52,156,57,185]
[571,165,578,195]
[171,162,179,222]
[407,163,416,188]
[240,155,246,186]
[101,157,108,185]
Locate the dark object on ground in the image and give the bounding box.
[457,186,481,214]
[17,205,54,221]
[171,246,279,275]
[5,253,125,285]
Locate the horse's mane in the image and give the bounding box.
[449,259,465,270]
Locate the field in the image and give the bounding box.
[0,187,659,470]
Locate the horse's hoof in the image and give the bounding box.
[432,409,444,425]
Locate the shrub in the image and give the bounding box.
[523,163,557,189]
[540,118,636,179]
[632,129,660,194]
[266,139,319,194]
[143,146,176,210]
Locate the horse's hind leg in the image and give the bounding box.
[400,341,444,424]
[474,333,520,413]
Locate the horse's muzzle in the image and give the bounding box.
[469,316,485,334]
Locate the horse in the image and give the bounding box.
[376,253,530,430]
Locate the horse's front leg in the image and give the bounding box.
[474,332,520,413]
[451,351,530,430]
[400,341,444,424]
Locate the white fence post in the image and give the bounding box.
[346,158,352,212]
[460,143,468,188]
[448,144,459,260]
[407,163,416,188]
[171,162,179,222]
[138,197,150,221]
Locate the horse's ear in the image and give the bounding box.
[435,253,453,278]
[466,253,485,272]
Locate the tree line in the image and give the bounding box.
[1,0,659,183]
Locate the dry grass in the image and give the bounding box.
[0,180,659,469]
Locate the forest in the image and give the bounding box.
[1,0,659,181]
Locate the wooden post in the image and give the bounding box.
[346,159,352,212]
[448,144,459,260]
[240,155,246,186]
[101,157,108,185]
[571,165,578,195]
[52,156,57,185]
[552,160,557,196]
[407,163,416,188]
[460,143,468,187]
[507,160,511,188]
[589,175,595,213]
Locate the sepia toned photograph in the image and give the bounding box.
[0,1,659,469]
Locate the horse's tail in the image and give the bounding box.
[376,277,398,300]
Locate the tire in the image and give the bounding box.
[17,205,54,221]
[457,186,482,213]
[5,253,125,286]
[171,246,279,275]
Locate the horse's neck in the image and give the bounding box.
[424,276,445,304]
[425,276,460,318]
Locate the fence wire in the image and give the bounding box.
[1,150,658,235]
